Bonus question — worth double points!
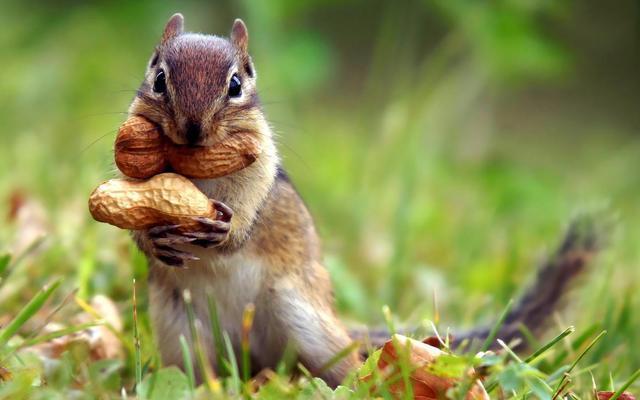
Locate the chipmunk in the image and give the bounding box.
[128,14,604,387]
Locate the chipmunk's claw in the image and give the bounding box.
[212,200,233,222]
[148,224,182,237]
[152,234,198,247]
[149,225,200,267]
[147,200,233,261]
[186,217,231,248]
[154,244,199,267]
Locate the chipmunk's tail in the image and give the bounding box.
[352,213,611,353]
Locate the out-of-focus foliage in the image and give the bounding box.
[0,0,639,397]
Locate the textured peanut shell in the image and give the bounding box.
[115,117,168,179]
[88,173,217,230]
[365,335,489,400]
[114,115,261,179]
[167,133,261,179]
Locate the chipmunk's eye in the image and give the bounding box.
[228,74,241,98]
[153,69,166,94]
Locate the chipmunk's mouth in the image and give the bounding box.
[176,120,231,147]
[184,121,202,145]
[139,113,237,148]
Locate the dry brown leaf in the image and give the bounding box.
[7,189,49,256]
[0,365,12,382]
[77,295,123,360]
[367,334,488,400]
[248,368,278,393]
[27,295,123,361]
[598,391,636,400]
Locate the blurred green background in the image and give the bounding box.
[1,0,639,394]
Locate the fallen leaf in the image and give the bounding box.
[26,295,123,361]
[598,391,636,400]
[0,365,12,381]
[7,189,49,256]
[77,295,123,360]
[365,334,488,400]
[249,368,277,393]
[422,335,452,350]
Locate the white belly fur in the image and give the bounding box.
[148,249,281,371]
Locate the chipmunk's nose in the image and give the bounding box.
[185,121,201,145]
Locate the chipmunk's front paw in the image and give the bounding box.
[187,200,232,248]
[148,224,199,267]
[147,201,232,267]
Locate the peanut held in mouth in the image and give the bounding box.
[115,115,262,179]
[88,173,221,231]
[114,117,168,178]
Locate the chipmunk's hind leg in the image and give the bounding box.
[271,279,361,388]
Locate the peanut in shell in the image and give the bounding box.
[88,173,219,231]
[114,115,261,179]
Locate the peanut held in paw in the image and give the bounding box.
[114,115,262,179]
[88,173,222,231]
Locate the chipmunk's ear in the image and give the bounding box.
[161,13,184,44]
[230,19,249,53]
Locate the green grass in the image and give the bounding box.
[1,1,639,398]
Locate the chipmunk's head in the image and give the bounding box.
[130,14,262,146]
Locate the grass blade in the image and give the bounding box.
[388,335,414,400]
[497,339,523,363]
[222,331,241,395]
[552,330,607,398]
[14,321,101,349]
[319,340,361,375]
[276,342,298,376]
[0,238,46,291]
[179,334,196,397]
[551,324,599,366]
[184,290,218,393]
[0,277,62,346]
[132,279,142,388]
[566,330,607,375]
[608,369,640,400]
[76,241,96,300]
[241,303,255,383]
[480,299,514,352]
[382,305,396,335]
[518,323,541,350]
[0,254,11,278]
[525,326,575,364]
[207,295,229,377]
